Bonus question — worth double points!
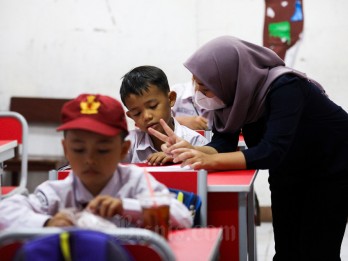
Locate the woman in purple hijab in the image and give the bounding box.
[149,36,348,260]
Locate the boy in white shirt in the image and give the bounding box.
[120,66,208,165]
[0,93,192,230]
[171,80,214,131]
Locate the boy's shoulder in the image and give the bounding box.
[126,128,151,146]
[117,163,145,176]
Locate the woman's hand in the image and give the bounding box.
[171,148,214,170]
[87,195,123,218]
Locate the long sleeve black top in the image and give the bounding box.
[207,74,348,180]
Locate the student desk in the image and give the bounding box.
[207,169,258,261]
[0,140,18,196]
[169,227,223,261]
[141,164,258,261]
[0,140,17,163]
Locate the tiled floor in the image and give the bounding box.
[256,222,348,261]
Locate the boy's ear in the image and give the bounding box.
[120,140,131,160]
[168,91,177,107]
[61,139,68,158]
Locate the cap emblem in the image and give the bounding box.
[80,95,101,114]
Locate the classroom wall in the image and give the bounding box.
[1,0,348,204]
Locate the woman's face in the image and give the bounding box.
[193,76,216,98]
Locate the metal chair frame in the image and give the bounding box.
[0,111,29,199]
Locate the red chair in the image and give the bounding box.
[48,169,70,180]
[0,111,29,199]
[195,129,212,141]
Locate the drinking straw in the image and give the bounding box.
[144,168,169,238]
[144,168,155,197]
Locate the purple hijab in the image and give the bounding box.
[184,35,316,133]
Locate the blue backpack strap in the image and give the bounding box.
[14,229,134,261]
[169,188,202,227]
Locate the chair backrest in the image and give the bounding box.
[143,167,208,227]
[49,169,70,180]
[0,111,29,198]
[195,130,212,142]
[0,228,176,261]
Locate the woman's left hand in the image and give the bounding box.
[171,147,214,170]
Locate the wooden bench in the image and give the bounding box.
[5,96,71,185]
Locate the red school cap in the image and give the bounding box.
[57,93,128,136]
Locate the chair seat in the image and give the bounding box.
[2,186,17,195]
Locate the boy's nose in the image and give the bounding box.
[85,154,96,165]
[143,110,153,121]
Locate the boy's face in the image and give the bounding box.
[124,84,176,133]
[62,129,130,195]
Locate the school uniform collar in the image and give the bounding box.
[73,170,120,207]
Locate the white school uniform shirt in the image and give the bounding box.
[0,164,192,231]
[171,81,214,130]
[123,118,208,163]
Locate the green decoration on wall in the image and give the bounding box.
[268,21,291,45]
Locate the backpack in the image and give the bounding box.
[14,229,133,261]
[169,188,202,227]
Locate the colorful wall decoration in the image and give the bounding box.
[263,0,304,60]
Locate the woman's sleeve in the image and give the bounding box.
[205,129,240,152]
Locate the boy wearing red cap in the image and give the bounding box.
[0,94,193,230]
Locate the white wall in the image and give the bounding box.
[1,0,348,201]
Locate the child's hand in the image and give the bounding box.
[176,115,208,130]
[146,151,174,165]
[87,195,123,218]
[44,212,74,227]
[148,119,194,155]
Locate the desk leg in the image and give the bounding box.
[238,192,248,261]
[247,185,257,261]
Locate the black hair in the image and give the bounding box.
[120,65,170,105]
